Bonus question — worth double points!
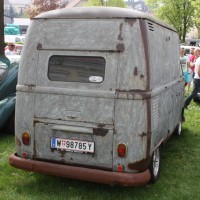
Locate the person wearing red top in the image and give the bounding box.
[190,48,200,77]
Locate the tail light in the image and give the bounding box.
[22,132,30,145]
[117,143,127,158]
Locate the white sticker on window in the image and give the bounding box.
[89,76,103,83]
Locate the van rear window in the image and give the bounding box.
[48,56,105,83]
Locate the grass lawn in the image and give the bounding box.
[0,95,200,200]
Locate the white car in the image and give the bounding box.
[4,35,25,43]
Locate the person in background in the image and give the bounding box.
[180,48,190,87]
[190,48,200,77]
[188,47,195,62]
[187,47,195,91]
[5,42,15,55]
[184,49,200,108]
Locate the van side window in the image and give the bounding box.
[48,56,105,83]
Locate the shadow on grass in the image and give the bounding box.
[14,173,153,200]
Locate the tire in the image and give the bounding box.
[174,121,182,136]
[149,146,161,183]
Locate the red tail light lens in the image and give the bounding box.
[118,143,127,158]
[22,132,30,145]
[117,165,124,172]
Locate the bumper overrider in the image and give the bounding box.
[9,153,151,186]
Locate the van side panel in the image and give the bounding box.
[145,20,184,151]
[146,21,181,88]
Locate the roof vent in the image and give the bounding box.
[148,22,154,31]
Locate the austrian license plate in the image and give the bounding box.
[51,137,94,153]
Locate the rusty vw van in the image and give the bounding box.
[9,7,184,186]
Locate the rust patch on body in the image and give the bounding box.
[116,43,125,52]
[118,23,123,41]
[93,128,108,137]
[97,123,106,128]
[140,132,147,137]
[25,84,36,92]
[124,19,137,27]
[115,89,151,99]
[128,156,151,172]
[134,67,138,76]
[37,43,42,50]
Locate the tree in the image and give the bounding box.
[85,0,127,8]
[146,0,195,43]
[25,0,65,19]
[191,0,200,38]
[9,5,18,18]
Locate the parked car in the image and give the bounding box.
[4,35,25,43]
[0,55,20,133]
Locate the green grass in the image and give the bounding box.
[0,96,200,200]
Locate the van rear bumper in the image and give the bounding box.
[9,153,151,186]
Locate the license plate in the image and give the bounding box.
[51,137,94,153]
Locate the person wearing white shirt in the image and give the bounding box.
[5,42,15,55]
[185,49,200,108]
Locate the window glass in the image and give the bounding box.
[48,56,105,83]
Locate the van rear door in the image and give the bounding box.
[33,50,119,169]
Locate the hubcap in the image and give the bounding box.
[177,121,182,135]
[153,148,160,176]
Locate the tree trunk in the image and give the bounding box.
[0,0,4,56]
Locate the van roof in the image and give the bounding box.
[35,7,176,31]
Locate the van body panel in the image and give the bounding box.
[36,51,119,90]
[34,93,115,124]
[113,100,148,172]
[11,7,184,186]
[146,21,181,89]
[34,122,114,169]
[37,19,122,51]
[116,19,147,90]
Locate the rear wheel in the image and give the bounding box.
[174,121,182,136]
[149,146,160,183]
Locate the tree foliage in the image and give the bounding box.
[146,0,195,43]
[191,0,200,38]
[25,0,65,19]
[85,0,127,8]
